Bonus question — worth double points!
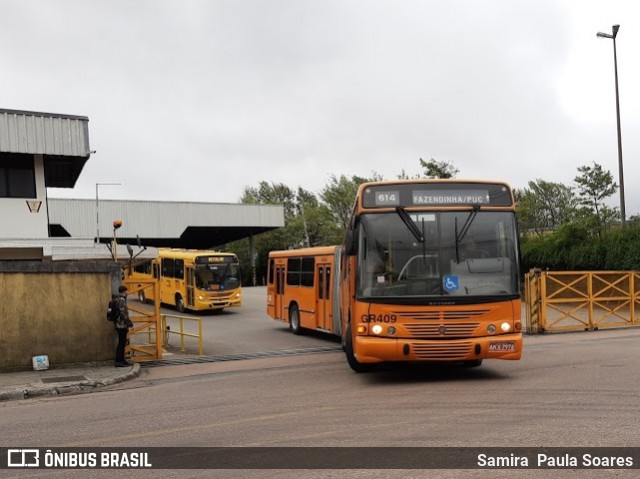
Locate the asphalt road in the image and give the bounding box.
[2,288,640,479]
[133,286,342,358]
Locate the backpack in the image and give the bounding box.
[107,298,120,322]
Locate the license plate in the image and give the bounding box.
[488,341,515,352]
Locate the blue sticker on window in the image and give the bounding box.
[443,275,459,292]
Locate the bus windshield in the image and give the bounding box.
[356,210,519,302]
[195,263,240,291]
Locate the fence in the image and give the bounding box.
[124,279,162,361]
[524,269,640,333]
[161,314,204,356]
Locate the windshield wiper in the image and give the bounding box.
[455,204,481,262]
[395,207,424,243]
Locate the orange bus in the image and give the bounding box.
[267,179,523,372]
[340,179,523,371]
[128,248,242,313]
[266,246,342,335]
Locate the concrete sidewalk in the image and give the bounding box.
[0,362,141,402]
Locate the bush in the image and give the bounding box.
[521,223,640,272]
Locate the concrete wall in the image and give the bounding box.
[0,261,121,371]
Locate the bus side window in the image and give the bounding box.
[175,259,185,280]
[287,258,301,286]
[301,257,315,287]
[268,259,275,285]
[162,258,174,278]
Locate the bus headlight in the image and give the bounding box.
[388,326,396,335]
[198,295,205,301]
[501,322,511,332]
[487,324,496,334]
[372,324,383,335]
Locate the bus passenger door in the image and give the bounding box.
[317,264,332,331]
[186,267,195,308]
[275,266,285,320]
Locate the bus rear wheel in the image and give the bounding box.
[289,305,303,335]
[345,325,376,373]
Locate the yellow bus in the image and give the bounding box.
[267,179,523,372]
[266,246,341,335]
[129,248,242,313]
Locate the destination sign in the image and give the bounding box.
[195,256,238,264]
[412,190,490,205]
[362,183,512,208]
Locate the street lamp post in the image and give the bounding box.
[96,182,122,243]
[597,24,625,226]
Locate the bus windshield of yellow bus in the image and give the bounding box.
[194,255,240,291]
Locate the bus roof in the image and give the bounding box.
[157,248,238,259]
[357,178,512,192]
[268,245,338,258]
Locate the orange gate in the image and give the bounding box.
[122,279,163,361]
[524,270,640,333]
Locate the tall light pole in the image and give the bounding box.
[597,24,625,226]
[96,182,122,243]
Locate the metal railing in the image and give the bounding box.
[524,269,640,333]
[123,279,162,361]
[161,314,204,357]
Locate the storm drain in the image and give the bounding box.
[41,375,87,383]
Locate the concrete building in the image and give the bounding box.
[0,109,90,239]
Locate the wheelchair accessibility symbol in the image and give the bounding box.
[443,275,459,292]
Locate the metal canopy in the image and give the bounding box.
[48,198,285,249]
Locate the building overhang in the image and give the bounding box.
[48,199,285,249]
[0,108,91,188]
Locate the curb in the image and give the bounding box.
[0,363,141,402]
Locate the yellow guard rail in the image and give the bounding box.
[525,269,640,333]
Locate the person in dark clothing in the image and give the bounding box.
[460,238,490,260]
[114,285,134,367]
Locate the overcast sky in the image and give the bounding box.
[2,0,639,215]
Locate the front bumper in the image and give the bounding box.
[353,333,522,364]
[195,293,242,310]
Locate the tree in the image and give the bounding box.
[396,169,421,180]
[573,162,619,235]
[419,158,459,179]
[320,174,379,230]
[234,180,352,285]
[515,180,577,236]
[241,182,297,221]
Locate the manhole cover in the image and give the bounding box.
[41,375,87,383]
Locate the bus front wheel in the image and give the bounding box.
[176,295,185,314]
[345,325,376,373]
[463,359,483,367]
[289,305,303,335]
